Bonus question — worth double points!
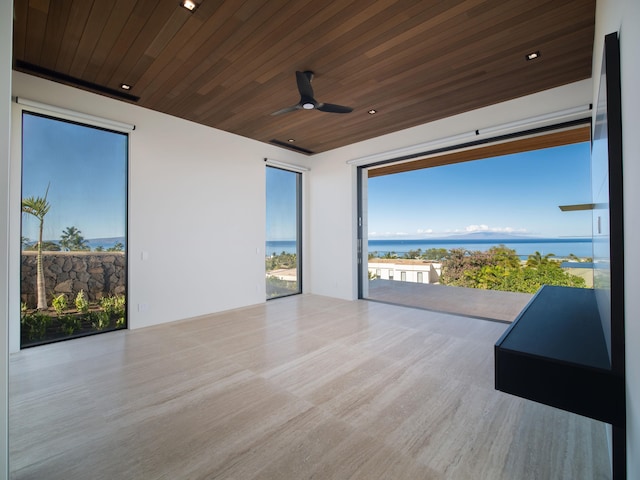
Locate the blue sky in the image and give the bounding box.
[21,113,127,242]
[266,166,298,241]
[368,141,592,239]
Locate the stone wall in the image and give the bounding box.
[21,251,125,308]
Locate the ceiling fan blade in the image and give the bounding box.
[296,71,314,99]
[317,103,353,114]
[271,104,301,116]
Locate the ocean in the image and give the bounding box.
[267,238,593,260]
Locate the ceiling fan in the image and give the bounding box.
[271,71,354,116]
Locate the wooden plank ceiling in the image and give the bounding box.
[13,0,595,155]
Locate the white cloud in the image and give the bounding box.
[465,224,489,232]
[464,224,528,233]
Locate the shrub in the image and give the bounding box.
[75,290,89,313]
[52,293,68,316]
[21,311,51,341]
[90,311,111,331]
[58,315,81,336]
[440,246,587,293]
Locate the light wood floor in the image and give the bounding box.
[9,295,610,479]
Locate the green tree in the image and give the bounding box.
[403,248,422,259]
[265,251,297,271]
[21,236,33,250]
[25,240,60,251]
[526,251,556,268]
[422,248,449,261]
[22,185,52,310]
[107,242,124,252]
[60,226,89,251]
[440,246,585,293]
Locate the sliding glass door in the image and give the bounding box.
[265,166,301,299]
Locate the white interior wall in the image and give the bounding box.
[307,79,592,301]
[0,0,11,477]
[594,0,640,476]
[9,72,308,346]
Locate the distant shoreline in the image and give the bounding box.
[267,237,594,259]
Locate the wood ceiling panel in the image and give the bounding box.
[12,0,596,154]
[54,0,92,74]
[368,126,591,178]
[68,2,116,79]
[23,0,50,65]
[81,1,136,82]
[139,5,243,105]
[38,0,72,71]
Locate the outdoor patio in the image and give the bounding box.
[366,280,533,322]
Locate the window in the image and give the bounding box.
[20,112,128,347]
[266,166,302,298]
[359,126,592,320]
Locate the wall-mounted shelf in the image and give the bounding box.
[495,285,624,427]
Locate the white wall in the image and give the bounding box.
[0,0,11,477]
[308,79,592,301]
[594,0,640,476]
[9,72,308,344]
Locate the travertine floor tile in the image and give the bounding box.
[9,295,609,479]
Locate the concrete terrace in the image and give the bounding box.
[367,280,533,323]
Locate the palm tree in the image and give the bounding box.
[60,226,89,251]
[526,251,556,268]
[22,185,51,310]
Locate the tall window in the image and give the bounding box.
[265,166,301,299]
[20,112,127,347]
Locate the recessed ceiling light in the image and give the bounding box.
[120,83,132,90]
[288,139,295,143]
[181,0,197,11]
[368,109,377,115]
[526,51,541,61]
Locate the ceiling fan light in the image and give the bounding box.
[302,102,315,110]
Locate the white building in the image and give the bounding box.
[368,259,441,284]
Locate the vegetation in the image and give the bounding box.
[51,293,68,316]
[439,245,586,293]
[75,290,89,314]
[100,295,126,328]
[371,248,449,261]
[24,240,61,251]
[60,226,90,251]
[266,251,297,271]
[266,252,298,298]
[21,184,52,310]
[20,311,51,341]
[20,294,127,346]
[107,242,124,252]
